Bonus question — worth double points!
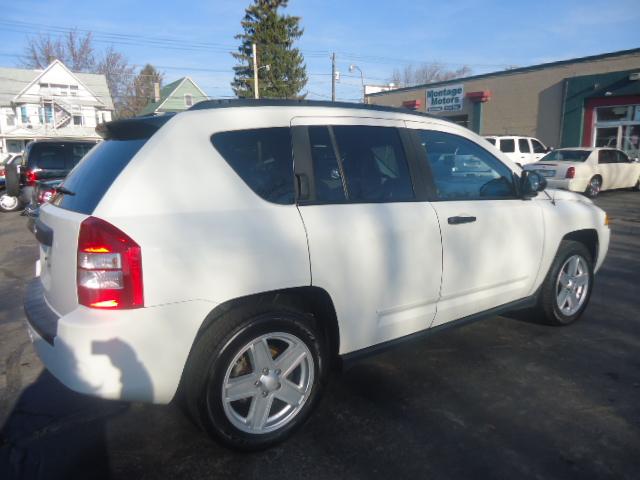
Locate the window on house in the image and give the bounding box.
[73,115,83,126]
[20,106,29,124]
[70,85,79,96]
[184,94,193,107]
[6,114,15,126]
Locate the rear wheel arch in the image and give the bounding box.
[181,287,341,385]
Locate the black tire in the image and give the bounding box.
[182,306,327,451]
[584,176,602,198]
[0,194,22,213]
[5,161,20,197]
[536,240,594,326]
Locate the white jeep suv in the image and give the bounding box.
[25,100,610,450]
[484,135,548,165]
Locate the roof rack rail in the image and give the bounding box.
[187,98,441,120]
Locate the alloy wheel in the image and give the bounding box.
[217,332,314,434]
[555,254,590,316]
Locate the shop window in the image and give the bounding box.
[596,106,630,122]
[595,127,618,148]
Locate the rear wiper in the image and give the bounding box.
[55,186,75,196]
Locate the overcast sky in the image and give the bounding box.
[1,0,638,101]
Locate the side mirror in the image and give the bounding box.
[546,146,554,152]
[521,171,546,198]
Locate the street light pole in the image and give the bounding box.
[331,52,336,102]
[349,64,364,103]
[252,42,259,99]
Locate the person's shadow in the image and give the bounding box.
[0,337,153,480]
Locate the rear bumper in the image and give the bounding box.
[24,277,215,403]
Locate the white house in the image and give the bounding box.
[0,59,114,154]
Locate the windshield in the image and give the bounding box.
[541,150,591,162]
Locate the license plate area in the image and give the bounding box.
[537,169,555,177]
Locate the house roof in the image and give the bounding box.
[366,47,640,97]
[0,62,114,110]
[139,77,208,115]
[139,78,184,115]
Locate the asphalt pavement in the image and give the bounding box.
[0,191,639,480]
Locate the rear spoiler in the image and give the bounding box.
[95,113,175,140]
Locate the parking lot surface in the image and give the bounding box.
[1,191,639,480]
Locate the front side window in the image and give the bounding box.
[417,130,516,200]
[615,150,629,163]
[499,139,515,153]
[309,125,414,203]
[531,139,546,153]
[518,139,531,153]
[211,127,294,204]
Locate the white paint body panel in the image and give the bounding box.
[26,105,611,404]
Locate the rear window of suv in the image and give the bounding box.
[52,139,146,214]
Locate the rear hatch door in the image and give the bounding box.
[36,205,88,316]
[36,137,154,316]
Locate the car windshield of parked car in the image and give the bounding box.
[541,150,591,162]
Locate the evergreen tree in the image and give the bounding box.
[125,64,164,117]
[232,0,307,99]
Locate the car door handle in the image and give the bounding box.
[448,216,477,225]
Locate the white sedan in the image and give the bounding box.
[525,147,640,197]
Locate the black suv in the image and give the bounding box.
[2,139,97,212]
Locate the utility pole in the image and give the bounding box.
[331,52,336,102]
[252,43,259,99]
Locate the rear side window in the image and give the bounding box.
[518,139,531,153]
[309,125,414,203]
[52,140,147,214]
[499,139,515,153]
[211,128,294,204]
[598,150,616,164]
[486,138,496,145]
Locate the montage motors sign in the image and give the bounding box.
[426,84,464,113]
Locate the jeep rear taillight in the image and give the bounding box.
[26,169,38,185]
[565,167,575,179]
[77,217,143,309]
